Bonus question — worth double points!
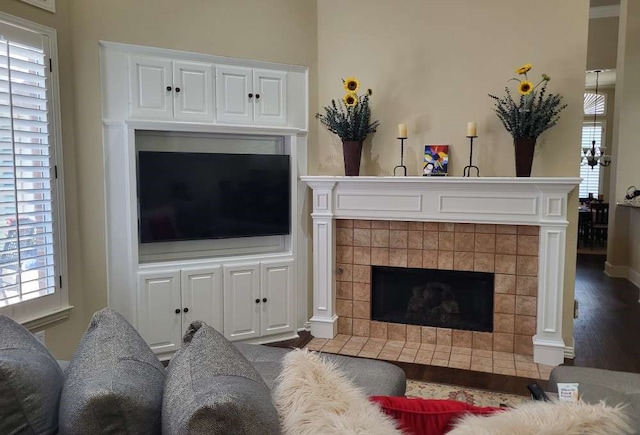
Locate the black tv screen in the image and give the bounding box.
[137,151,290,243]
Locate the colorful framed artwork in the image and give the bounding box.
[423,145,449,176]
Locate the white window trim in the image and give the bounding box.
[0,11,71,327]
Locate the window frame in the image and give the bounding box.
[0,11,70,328]
[579,120,605,198]
[579,90,608,199]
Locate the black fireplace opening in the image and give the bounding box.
[371,266,494,332]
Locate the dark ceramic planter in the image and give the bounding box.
[514,138,536,177]
[342,140,363,176]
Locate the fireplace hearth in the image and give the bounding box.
[372,266,494,332]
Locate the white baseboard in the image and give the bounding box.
[604,261,628,278]
[564,346,575,359]
[629,267,640,290]
[564,335,575,359]
[604,262,640,302]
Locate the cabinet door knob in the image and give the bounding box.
[175,87,181,93]
[248,93,253,99]
[175,308,181,314]
[262,297,267,303]
[255,298,260,304]
[166,86,172,91]
[255,93,260,99]
[183,307,189,313]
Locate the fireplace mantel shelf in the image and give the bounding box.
[301,176,580,227]
[301,176,580,366]
[301,175,581,185]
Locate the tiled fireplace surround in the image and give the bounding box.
[301,176,580,366]
[334,219,539,356]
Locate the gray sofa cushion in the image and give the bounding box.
[162,321,281,435]
[59,308,165,434]
[235,343,407,397]
[549,366,640,433]
[0,315,64,435]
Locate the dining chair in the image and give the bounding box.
[577,208,591,248]
[589,202,609,248]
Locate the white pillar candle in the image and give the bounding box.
[398,124,407,138]
[466,122,477,137]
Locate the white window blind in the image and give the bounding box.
[583,91,605,116]
[0,20,57,308]
[579,122,603,199]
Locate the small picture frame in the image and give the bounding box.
[423,145,449,176]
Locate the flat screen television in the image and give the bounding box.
[137,151,290,243]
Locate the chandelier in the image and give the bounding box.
[582,70,612,169]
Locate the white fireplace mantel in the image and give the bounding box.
[301,176,580,365]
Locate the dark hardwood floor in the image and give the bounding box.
[566,254,640,373]
[267,330,313,349]
[268,254,640,395]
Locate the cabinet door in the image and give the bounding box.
[181,266,223,333]
[129,56,173,119]
[137,270,182,355]
[253,69,287,126]
[223,263,260,341]
[215,65,253,125]
[173,61,214,122]
[260,260,295,337]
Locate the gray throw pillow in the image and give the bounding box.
[162,321,281,435]
[59,308,165,434]
[0,315,64,435]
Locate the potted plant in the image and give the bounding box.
[489,64,567,176]
[316,77,380,176]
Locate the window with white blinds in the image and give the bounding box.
[579,122,603,198]
[579,90,606,199]
[0,14,65,315]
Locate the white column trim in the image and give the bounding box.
[307,181,338,338]
[533,225,567,365]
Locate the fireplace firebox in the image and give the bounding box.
[371,266,494,332]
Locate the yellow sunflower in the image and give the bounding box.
[515,63,532,75]
[343,92,358,107]
[518,80,533,95]
[343,77,360,92]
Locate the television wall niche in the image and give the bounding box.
[135,131,292,263]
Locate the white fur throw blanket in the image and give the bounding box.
[272,349,403,435]
[448,399,633,435]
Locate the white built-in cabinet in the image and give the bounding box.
[223,259,294,341]
[102,42,308,359]
[216,66,287,126]
[137,259,294,355]
[137,266,223,356]
[129,57,288,127]
[129,56,214,122]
